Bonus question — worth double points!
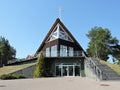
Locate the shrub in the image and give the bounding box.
[33,52,45,78]
[0,74,26,80]
[0,74,17,80]
[12,74,26,79]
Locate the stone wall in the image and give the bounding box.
[84,61,97,80]
[11,65,35,78]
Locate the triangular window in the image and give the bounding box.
[47,24,73,42]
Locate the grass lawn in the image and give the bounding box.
[0,63,35,76]
[100,60,120,75]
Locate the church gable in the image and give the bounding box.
[36,18,85,55]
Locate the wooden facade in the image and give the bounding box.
[36,18,85,54]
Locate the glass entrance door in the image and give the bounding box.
[63,66,68,76]
[56,64,80,77]
[62,65,74,76]
[68,66,74,76]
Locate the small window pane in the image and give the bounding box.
[46,47,50,57]
[51,45,57,57]
[69,47,73,56]
[60,45,67,57]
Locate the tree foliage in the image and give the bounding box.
[86,27,119,61]
[110,45,120,64]
[33,52,45,78]
[0,36,16,65]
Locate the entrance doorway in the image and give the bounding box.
[63,65,74,76]
[56,64,80,77]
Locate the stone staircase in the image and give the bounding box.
[86,57,120,80]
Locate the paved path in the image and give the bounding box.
[0,77,120,90]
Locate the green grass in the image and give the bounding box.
[0,63,35,76]
[100,60,120,75]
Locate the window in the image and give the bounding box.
[75,66,80,76]
[49,28,58,41]
[51,45,57,57]
[69,47,73,56]
[48,24,73,42]
[50,35,56,41]
[60,45,67,57]
[56,65,61,76]
[46,47,50,57]
[59,30,68,40]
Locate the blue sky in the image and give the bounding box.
[0,0,120,58]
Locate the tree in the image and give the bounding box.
[0,36,16,65]
[86,27,119,61]
[110,45,120,64]
[33,52,45,78]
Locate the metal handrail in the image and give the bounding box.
[86,57,104,80]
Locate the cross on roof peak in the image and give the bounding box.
[58,8,63,20]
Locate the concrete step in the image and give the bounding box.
[86,57,120,80]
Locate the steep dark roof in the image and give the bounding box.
[36,18,86,55]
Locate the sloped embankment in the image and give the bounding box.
[0,63,35,77]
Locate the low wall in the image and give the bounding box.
[85,63,97,80]
[11,65,35,78]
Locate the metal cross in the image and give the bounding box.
[58,8,63,20]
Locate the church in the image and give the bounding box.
[4,18,120,80]
[35,18,87,77]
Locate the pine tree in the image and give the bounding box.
[33,52,45,78]
[0,36,16,65]
[86,27,119,61]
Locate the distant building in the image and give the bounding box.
[26,54,35,60]
[35,18,86,77]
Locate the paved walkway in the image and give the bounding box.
[0,77,120,90]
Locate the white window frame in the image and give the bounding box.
[60,45,67,57]
[51,45,57,57]
[46,47,50,57]
[69,47,73,56]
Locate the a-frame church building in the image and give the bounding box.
[6,18,120,80]
[35,18,86,77]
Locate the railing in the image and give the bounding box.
[7,58,27,64]
[85,57,104,80]
[36,51,85,58]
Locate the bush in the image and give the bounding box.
[13,74,26,79]
[0,74,26,80]
[33,52,45,78]
[0,74,17,80]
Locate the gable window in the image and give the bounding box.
[46,47,50,57]
[69,47,73,56]
[49,28,58,41]
[47,24,73,42]
[59,29,68,41]
[51,45,57,57]
[50,36,55,41]
[60,45,67,57]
